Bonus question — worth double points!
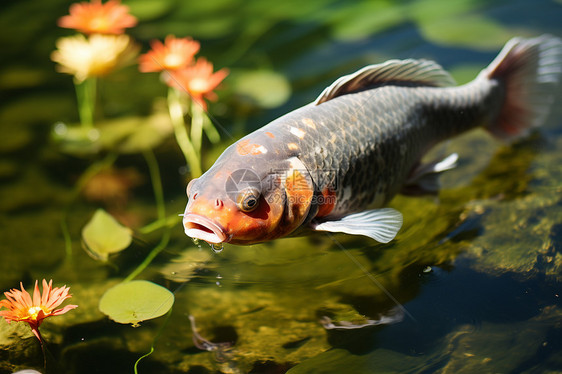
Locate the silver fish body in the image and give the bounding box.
[183,35,562,245]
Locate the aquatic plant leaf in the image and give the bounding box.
[449,65,483,85]
[409,0,513,50]
[99,280,174,325]
[127,0,174,21]
[233,70,291,109]
[96,113,173,154]
[51,123,100,155]
[416,15,514,50]
[82,209,132,261]
[325,1,405,41]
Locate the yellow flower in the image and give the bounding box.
[0,279,77,341]
[51,33,139,82]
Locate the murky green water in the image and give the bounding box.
[1,0,562,373]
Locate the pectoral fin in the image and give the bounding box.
[312,208,403,243]
[402,153,458,196]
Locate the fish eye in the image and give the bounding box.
[237,187,260,212]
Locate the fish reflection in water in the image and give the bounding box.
[189,315,233,362]
[320,307,404,330]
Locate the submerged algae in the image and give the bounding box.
[288,307,562,374]
[448,134,562,279]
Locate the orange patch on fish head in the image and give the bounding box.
[282,169,313,230]
[183,183,286,245]
[265,132,275,138]
[236,138,268,156]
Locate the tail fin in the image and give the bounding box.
[480,35,562,140]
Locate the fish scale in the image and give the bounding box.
[266,80,500,218]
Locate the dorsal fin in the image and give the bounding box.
[314,59,456,105]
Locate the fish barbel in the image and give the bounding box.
[183,35,562,245]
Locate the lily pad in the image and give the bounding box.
[127,0,174,21]
[96,113,173,154]
[409,0,513,50]
[99,280,174,326]
[233,70,291,109]
[81,209,133,261]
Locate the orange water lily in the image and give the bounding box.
[58,0,137,35]
[167,58,229,109]
[0,280,77,341]
[139,35,200,73]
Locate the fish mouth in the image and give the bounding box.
[183,213,228,244]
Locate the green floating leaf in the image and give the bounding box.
[99,280,174,326]
[416,15,514,50]
[326,1,406,41]
[82,209,133,261]
[449,64,483,85]
[233,70,291,109]
[408,0,513,50]
[127,0,174,21]
[97,113,173,154]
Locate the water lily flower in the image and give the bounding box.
[167,58,229,109]
[51,33,139,82]
[139,35,200,73]
[58,0,137,35]
[0,280,77,341]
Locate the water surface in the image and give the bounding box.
[1,0,561,373]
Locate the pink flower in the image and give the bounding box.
[139,35,200,73]
[0,279,77,341]
[58,0,137,35]
[167,58,229,109]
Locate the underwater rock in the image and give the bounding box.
[458,135,562,280]
[287,305,562,373]
[0,322,42,373]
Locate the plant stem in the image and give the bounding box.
[124,149,169,282]
[200,107,221,145]
[144,149,166,223]
[75,77,97,130]
[125,230,171,282]
[133,308,173,374]
[61,152,118,257]
[190,100,204,155]
[138,214,182,235]
[167,87,202,177]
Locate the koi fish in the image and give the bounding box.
[183,35,562,245]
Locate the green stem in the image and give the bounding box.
[138,214,182,235]
[61,152,118,257]
[144,149,166,223]
[194,101,221,145]
[124,149,169,282]
[167,87,202,177]
[75,77,97,130]
[125,230,171,282]
[190,100,204,155]
[133,308,173,374]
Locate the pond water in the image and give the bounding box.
[1,0,562,373]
